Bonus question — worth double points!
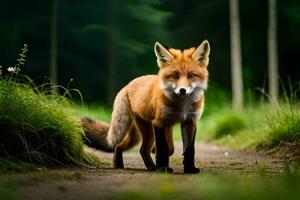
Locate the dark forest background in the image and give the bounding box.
[0,0,299,105]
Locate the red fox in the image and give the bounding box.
[82,40,210,173]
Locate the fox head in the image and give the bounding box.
[154,40,210,100]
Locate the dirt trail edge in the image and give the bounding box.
[19,142,285,200]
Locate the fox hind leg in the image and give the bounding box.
[135,117,156,171]
[113,125,141,169]
[113,144,124,169]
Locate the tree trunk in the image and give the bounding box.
[106,0,118,105]
[50,0,58,94]
[268,0,279,106]
[229,0,244,109]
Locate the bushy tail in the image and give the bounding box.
[81,117,114,152]
[106,89,132,147]
[81,89,133,151]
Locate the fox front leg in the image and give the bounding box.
[181,121,200,174]
[154,126,173,173]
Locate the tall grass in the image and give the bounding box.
[265,107,300,146]
[0,45,100,169]
[197,102,300,153]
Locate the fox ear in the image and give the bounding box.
[192,40,210,65]
[154,41,174,67]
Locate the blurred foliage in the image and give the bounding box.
[213,113,247,138]
[0,0,299,104]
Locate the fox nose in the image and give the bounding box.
[179,88,186,95]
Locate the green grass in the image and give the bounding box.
[198,109,248,140]
[0,176,19,200]
[0,159,38,174]
[129,175,299,200]
[0,45,100,170]
[75,103,112,123]
[196,103,300,152]
[196,107,262,141]
[1,170,299,200]
[112,173,300,200]
[0,79,100,169]
[264,107,300,147]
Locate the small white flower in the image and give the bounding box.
[7,67,17,73]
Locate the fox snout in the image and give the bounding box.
[174,80,208,97]
[175,87,193,96]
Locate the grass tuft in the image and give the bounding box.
[197,102,300,159]
[0,79,100,168]
[265,108,300,146]
[0,158,38,174]
[196,108,255,141]
[213,112,247,139]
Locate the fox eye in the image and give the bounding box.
[188,73,195,79]
[169,74,179,80]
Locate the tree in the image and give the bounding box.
[104,0,170,105]
[229,0,244,109]
[50,0,58,93]
[106,0,118,104]
[268,0,278,105]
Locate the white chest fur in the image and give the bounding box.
[161,99,203,123]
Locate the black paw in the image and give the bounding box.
[113,165,124,169]
[156,166,174,173]
[167,167,174,173]
[184,167,200,174]
[147,164,156,171]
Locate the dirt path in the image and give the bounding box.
[84,142,284,173]
[18,142,285,200]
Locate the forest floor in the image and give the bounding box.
[12,142,290,200]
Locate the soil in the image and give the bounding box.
[17,142,286,200]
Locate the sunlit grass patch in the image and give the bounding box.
[75,103,112,123]
[196,107,262,141]
[206,111,247,139]
[108,171,300,200]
